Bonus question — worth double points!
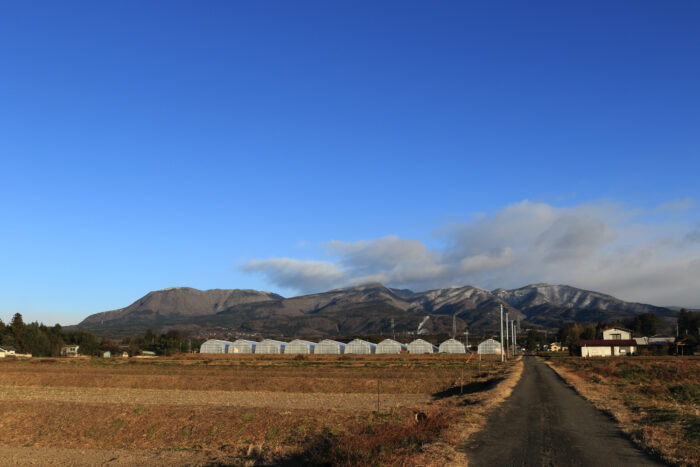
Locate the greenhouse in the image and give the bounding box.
[345,338,377,354]
[439,338,467,354]
[407,339,437,354]
[478,338,502,355]
[315,339,346,354]
[229,339,257,354]
[376,339,407,354]
[200,339,233,354]
[255,339,287,354]
[285,339,316,354]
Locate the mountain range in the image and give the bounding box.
[76,283,677,338]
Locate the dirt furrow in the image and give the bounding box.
[0,386,429,410]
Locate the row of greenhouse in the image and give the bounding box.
[200,337,504,355]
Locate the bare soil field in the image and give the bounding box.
[543,355,700,466]
[0,354,521,466]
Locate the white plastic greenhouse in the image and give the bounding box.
[315,339,346,354]
[376,339,407,354]
[255,339,287,354]
[439,338,466,354]
[345,339,377,354]
[407,339,438,354]
[285,339,316,354]
[478,338,502,355]
[229,339,257,354]
[200,339,233,354]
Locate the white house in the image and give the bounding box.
[602,328,631,340]
[580,327,636,357]
[61,345,80,357]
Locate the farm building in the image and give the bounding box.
[0,346,16,358]
[200,339,233,354]
[229,339,257,354]
[376,339,407,354]
[315,339,346,354]
[439,338,466,354]
[579,340,637,357]
[478,338,502,355]
[635,336,675,347]
[345,339,377,354]
[285,339,316,354]
[60,345,80,357]
[256,339,287,354]
[407,339,437,354]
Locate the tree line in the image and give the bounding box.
[0,313,204,357]
[0,313,99,356]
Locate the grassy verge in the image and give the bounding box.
[541,355,699,466]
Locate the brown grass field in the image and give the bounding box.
[0,354,522,466]
[543,355,700,466]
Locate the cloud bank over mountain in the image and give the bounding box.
[241,200,700,307]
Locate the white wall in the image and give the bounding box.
[603,328,631,340]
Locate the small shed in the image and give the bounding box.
[439,338,467,354]
[200,339,233,354]
[315,339,346,354]
[102,351,111,358]
[407,339,437,354]
[478,338,502,355]
[285,339,316,354]
[376,339,407,354]
[229,339,257,354]
[256,339,287,354]
[345,339,377,354]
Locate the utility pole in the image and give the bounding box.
[452,313,457,339]
[512,320,517,355]
[500,304,504,362]
[505,312,510,360]
[465,329,469,349]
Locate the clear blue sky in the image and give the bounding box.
[1,1,698,325]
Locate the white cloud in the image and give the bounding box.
[240,200,700,306]
[655,198,694,213]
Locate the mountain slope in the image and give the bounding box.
[79,287,283,328]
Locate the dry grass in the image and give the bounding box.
[542,356,700,466]
[0,354,518,466]
[0,354,502,394]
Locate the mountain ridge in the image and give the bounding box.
[76,283,678,338]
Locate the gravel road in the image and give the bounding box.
[465,356,663,466]
[0,386,428,411]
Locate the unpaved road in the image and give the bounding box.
[0,386,427,410]
[465,356,663,466]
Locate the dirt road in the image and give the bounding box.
[465,356,663,466]
[0,386,428,411]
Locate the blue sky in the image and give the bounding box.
[1,1,698,325]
